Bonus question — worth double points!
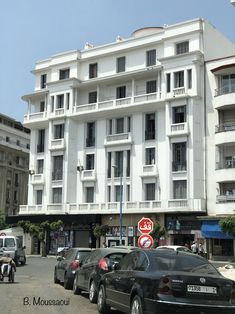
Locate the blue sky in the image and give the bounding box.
[0,0,235,122]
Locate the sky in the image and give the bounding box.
[0,0,235,123]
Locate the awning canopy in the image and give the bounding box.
[201,221,234,239]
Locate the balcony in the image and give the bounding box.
[49,138,65,151]
[215,122,235,145]
[31,174,45,185]
[104,132,132,146]
[80,169,97,182]
[74,91,162,116]
[173,87,186,96]
[215,160,235,182]
[24,111,47,125]
[50,108,65,118]
[140,164,158,177]
[217,194,235,203]
[167,122,189,137]
[172,162,187,172]
[214,84,235,109]
[52,170,63,181]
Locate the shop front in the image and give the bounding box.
[201,220,234,261]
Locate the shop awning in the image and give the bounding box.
[201,221,234,239]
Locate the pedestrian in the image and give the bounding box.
[102,241,107,248]
[191,241,198,254]
[198,243,205,257]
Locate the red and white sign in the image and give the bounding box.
[138,217,153,234]
[138,234,153,249]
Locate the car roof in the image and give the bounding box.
[157,245,190,250]
[92,247,132,254]
[68,247,93,251]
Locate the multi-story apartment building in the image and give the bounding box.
[0,114,30,219]
[205,55,235,259]
[21,18,235,256]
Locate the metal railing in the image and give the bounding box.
[215,83,235,97]
[172,161,187,172]
[216,159,235,169]
[215,121,235,133]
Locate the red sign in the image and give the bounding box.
[138,234,153,249]
[138,217,153,234]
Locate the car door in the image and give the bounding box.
[106,252,136,312]
[57,249,74,281]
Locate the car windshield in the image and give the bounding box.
[4,238,15,248]
[151,254,219,275]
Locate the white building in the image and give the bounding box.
[20,18,235,255]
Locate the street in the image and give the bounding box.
[0,256,121,314]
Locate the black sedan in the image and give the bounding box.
[97,249,235,314]
[54,247,92,289]
[73,247,130,303]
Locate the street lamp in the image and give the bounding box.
[112,165,123,245]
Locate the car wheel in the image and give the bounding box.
[131,295,143,314]
[97,284,110,313]
[64,273,72,290]
[73,275,81,295]
[89,280,97,303]
[54,268,60,284]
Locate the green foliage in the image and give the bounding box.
[219,215,235,236]
[93,224,109,238]
[0,210,7,230]
[150,220,166,248]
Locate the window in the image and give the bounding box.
[172,142,186,171]
[89,63,98,79]
[66,93,70,110]
[88,91,97,104]
[51,96,54,112]
[59,68,70,80]
[53,188,62,203]
[166,73,171,92]
[115,151,123,177]
[174,71,184,88]
[116,86,126,99]
[126,150,130,177]
[115,185,122,202]
[54,124,64,139]
[86,154,94,170]
[57,94,64,109]
[37,159,44,174]
[16,140,20,146]
[6,136,9,142]
[15,173,19,186]
[145,113,155,140]
[14,191,18,203]
[176,41,189,55]
[146,80,157,94]
[52,155,63,180]
[126,185,130,201]
[37,129,45,153]
[173,180,187,199]
[146,49,156,66]
[146,183,155,200]
[40,74,47,89]
[36,190,43,205]
[86,122,95,147]
[218,74,235,95]
[173,106,186,123]
[40,101,45,112]
[127,116,131,132]
[86,187,94,203]
[117,56,126,73]
[146,147,155,165]
[116,118,124,134]
[108,119,112,135]
[107,186,111,202]
[187,69,192,89]
[107,152,111,178]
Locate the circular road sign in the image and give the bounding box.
[138,234,153,249]
[138,217,153,234]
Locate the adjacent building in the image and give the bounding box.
[0,114,30,218]
[20,18,235,257]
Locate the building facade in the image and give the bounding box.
[20,18,235,256]
[0,114,30,218]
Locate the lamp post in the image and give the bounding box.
[112,165,123,245]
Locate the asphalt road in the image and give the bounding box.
[0,256,121,314]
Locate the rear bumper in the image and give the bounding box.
[144,299,235,314]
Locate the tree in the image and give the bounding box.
[93,224,109,247]
[150,220,166,248]
[18,220,63,257]
[219,215,235,237]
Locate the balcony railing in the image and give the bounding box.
[172,161,187,172]
[81,170,96,181]
[216,159,235,170]
[215,121,235,133]
[52,170,63,181]
[215,83,235,97]
[50,138,65,150]
[173,87,186,96]
[86,137,95,147]
[145,130,155,140]
[217,194,235,203]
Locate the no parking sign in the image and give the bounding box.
[138,234,153,249]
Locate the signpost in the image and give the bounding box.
[137,217,154,249]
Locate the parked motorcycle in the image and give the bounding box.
[0,263,15,283]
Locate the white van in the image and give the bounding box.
[0,236,26,266]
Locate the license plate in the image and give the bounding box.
[187,285,217,294]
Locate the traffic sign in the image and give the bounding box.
[138,217,153,234]
[138,234,153,249]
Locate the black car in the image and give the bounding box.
[97,249,235,314]
[54,247,92,290]
[73,247,130,303]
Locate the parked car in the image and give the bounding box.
[54,247,92,290]
[73,247,131,303]
[111,245,138,251]
[97,249,235,314]
[0,236,26,266]
[156,245,192,253]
